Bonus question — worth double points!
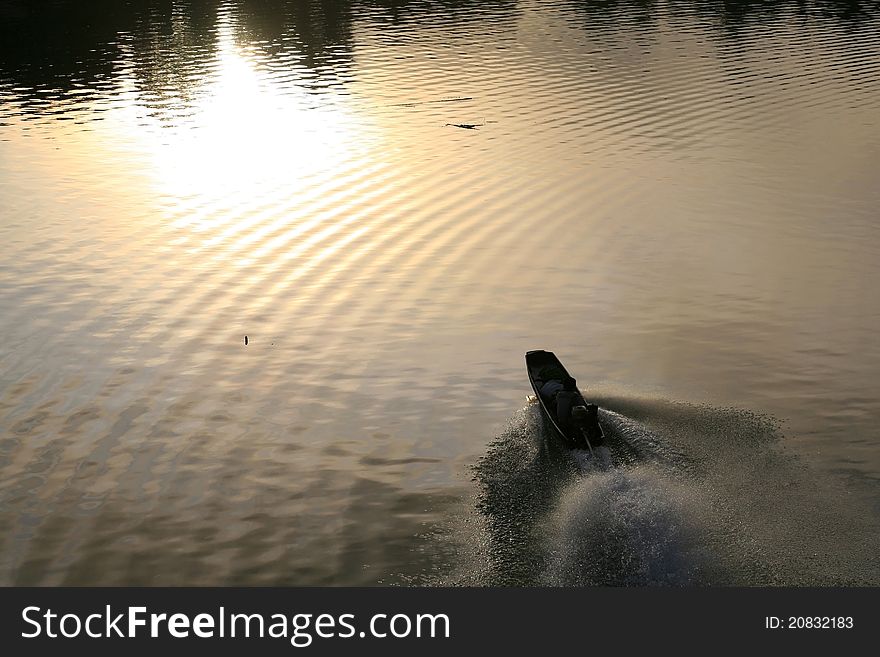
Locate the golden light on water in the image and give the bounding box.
[1,0,879,587]
[144,27,360,235]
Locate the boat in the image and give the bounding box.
[525,349,604,451]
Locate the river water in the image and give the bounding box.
[1,0,878,585]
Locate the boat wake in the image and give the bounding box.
[541,465,711,586]
[466,397,879,586]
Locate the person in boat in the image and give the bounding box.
[553,378,579,433]
[536,371,603,446]
[535,375,576,426]
[538,375,569,402]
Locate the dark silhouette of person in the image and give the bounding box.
[554,377,578,432]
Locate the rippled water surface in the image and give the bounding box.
[1,0,879,585]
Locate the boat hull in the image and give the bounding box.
[525,349,604,449]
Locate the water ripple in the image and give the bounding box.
[1,0,879,584]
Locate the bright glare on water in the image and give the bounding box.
[0,0,878,585]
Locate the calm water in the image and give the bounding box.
[1,0,878,585]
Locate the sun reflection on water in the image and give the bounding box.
[120,9,363,241]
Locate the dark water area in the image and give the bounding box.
[1,0,879,585]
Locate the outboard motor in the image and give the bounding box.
[572,403,603,447]
[585,403,603,445]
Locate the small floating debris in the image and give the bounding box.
[244,335,248,345]
[445,123,484,130]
